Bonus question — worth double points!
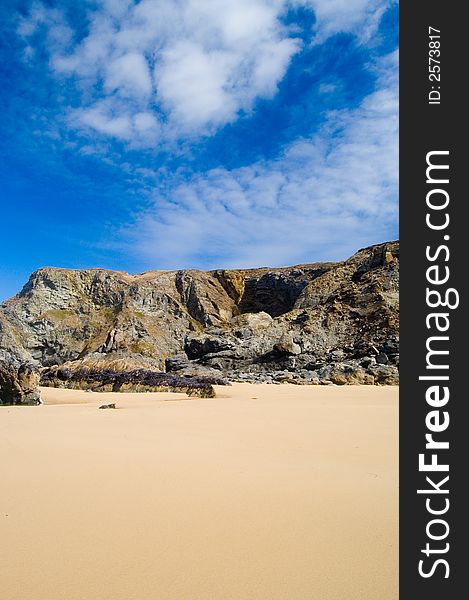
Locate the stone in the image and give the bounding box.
[359,356,376,369]
[382,338,399,355]
[0,361,42,405]
[165,353,191,372]
[273,336,302,356]
[376,352,389,365]
[329,349,345,362]
[369,365,399,385]
[185,335,235,360]
[329,365,369,385]
[99,403,116,409]
[165,354,230,384]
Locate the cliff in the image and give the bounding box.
[0,241,399,384]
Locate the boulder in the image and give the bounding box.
[382,340,399,354]
[329,349,345,362]
[369,365,399,385]
[185,335,235,360]
[0,361,42,405]
[165,354,230,384]
[318,363,373,385]
[165,353,191,372]
[273,335,301,356]
[376,352,389,365]
[231,311,273,332]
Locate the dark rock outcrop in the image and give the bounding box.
[41,364,217,398]
[0,361,42,405]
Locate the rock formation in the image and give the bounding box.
[41,363,217,398]
[0,241,399,385]
[0,361,42,405]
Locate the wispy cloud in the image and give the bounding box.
[122,50,398,268]
[301,0,389,43]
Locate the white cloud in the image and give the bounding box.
[74,100,161,144]
[155,41,238,129]
[18,0,395,145]
[134,112,160,136]
[19,0,300,142]
[122,51,398,267]
[79,105,132,139]
[104,52,153,99]
[17,1,74,57]
[299,0,391,43]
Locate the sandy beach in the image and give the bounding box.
[0,384,398,600]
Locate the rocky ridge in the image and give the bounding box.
[0,241,399,386]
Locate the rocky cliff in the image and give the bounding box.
[0,241,399,384]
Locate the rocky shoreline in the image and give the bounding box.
[0,241,399,391]
[165,344,399,385]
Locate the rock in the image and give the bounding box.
[321,363,372,386]
[376,352,389,365]
[274,373,297,383]
[329,349,345,362]
[231,312,273,333]
[185,335,235,360]
[382,338,399,355]
[53,352,161,373]
[369,365,399,385]
[17,363,41,394]
[359,356,376,368]
[99,403,116,409]
[314,361,375,385]
[0,361,42,405]
[273,335,301,356]
[200,356,234,371]
[41,363,218,397]
[165,354,230,384]
[165,353,191,372]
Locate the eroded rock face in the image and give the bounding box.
[0,241,399,385]
[0,361,42,405]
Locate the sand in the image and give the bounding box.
[0,384,398,600]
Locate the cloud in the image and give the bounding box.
[17,0,394,146]
[155,41,239,129]
[122,50,398,268]
[104,52,153,99]
[299,0,391,43]
[17,1,74,59]
[73,100,161,144]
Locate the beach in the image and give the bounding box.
[0,384,398,600]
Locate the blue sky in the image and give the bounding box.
[0,0,398,300]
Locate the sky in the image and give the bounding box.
[0,0,398,300]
